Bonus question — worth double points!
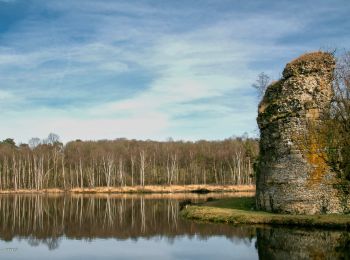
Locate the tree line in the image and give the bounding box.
[0,135,258,190]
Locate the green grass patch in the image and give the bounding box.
[204,197,255,210]
[181,197,350,230]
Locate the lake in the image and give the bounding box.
[0,193,348,259]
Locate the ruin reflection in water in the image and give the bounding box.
[256,226,350,260]
[0,194,348,259]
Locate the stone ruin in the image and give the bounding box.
[256,51,349,214]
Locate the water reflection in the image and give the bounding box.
[256,227,350,260]
[0,194,348,259]
[0,193,255,250]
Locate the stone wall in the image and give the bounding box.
[256,52,349,214]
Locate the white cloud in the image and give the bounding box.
[1,1,347,143]
[1,11,293,141]
[0,90,14,100]
[87,13,300,136]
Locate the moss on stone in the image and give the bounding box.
[256,51,348,214]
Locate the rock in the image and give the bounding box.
[179,199,192,211]
[256,51,349,214]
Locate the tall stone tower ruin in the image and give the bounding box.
[256,52,349,214]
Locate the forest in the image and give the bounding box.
[0,136,258,190]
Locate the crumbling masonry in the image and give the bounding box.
[256,52,349,214]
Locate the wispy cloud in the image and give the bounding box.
[0,0,349,143]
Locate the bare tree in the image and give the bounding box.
[252,72,271,98]
[28,138,41,150]
[330,51,350,180]
[46,133,60,145]
[139,151,146,186]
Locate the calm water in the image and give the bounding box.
[0,193,348,260]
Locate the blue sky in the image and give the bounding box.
[0,0,349,143]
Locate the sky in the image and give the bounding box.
[0,0,349,144]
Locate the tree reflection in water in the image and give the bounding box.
[0,193,255,250]
[0,193,348,259]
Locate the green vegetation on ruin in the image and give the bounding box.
[181,197,350,230]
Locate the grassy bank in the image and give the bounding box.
[181,197,350,230]
[0,185,255,194]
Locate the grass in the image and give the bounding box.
[181,197,350,230]
[204,197,255,210]
[0,185,255,194]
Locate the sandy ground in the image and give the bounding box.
[0,184,255,194]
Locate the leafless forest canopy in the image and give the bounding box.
[0,136,258,190]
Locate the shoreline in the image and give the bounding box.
[180,197,350,230]
[0,184,255,194]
